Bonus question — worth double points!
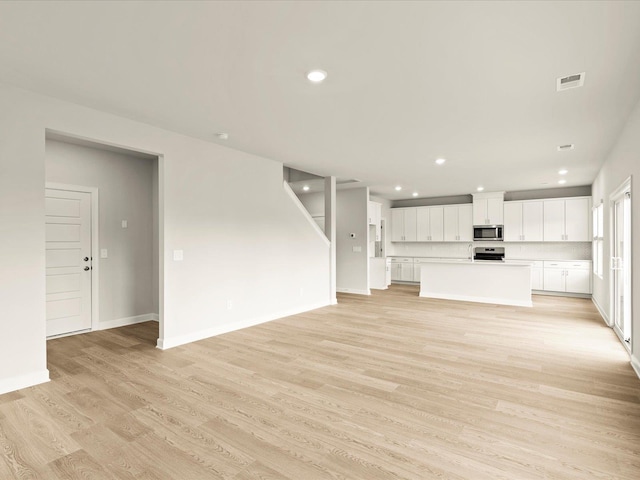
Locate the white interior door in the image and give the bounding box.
[611,187,631,347]
[46,189,92,337]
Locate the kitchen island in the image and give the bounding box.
[419,259,532,307]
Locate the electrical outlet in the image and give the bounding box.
[100,249,108,258]
[299,287,304,297]
[227,300,233,310]
[121,220,128,229]
[173,250,184,261]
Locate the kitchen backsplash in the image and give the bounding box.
[389,242,592,260]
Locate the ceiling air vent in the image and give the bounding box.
[557,72,585,91]
[557,144,575,152]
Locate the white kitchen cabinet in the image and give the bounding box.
[531,262,544,290]
[543,261,591,294]
[473,192,504,225]
[390,257,414,282]
[368,201,381,226]
[413,263,421,282]
[443,204,473,241]
[391,208,417,242]
[565,268,591,294]
[504,201,543,242]
[416,206,444,242]
[543,197,590,242]
[391,209,404,242]
[400,262,414,281]
[564,198,590,241]
[368,201,382,241]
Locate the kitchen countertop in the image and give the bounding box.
[411,258,533,266]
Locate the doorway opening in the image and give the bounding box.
[44,131,162,346]
[610,177,632,351]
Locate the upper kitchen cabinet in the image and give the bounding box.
[391,208,417,242]
[472,192,504,225]
[503,200,543,242]
[443,204,473,241]
[543,197,591,242]
[368,201,382,226]
[416,206,444,242]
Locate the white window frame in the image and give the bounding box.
[593,202,604,278]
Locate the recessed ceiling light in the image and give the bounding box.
[215,132,229,140]
[412,192,419,197]
[395,186,402,191]
[302,185,310,191]
[477,186,484,192]
[558,169,568,175]
[557,144,574,151]
[558,179,567,185]
[307,70,327,83]
[435,158,446,165]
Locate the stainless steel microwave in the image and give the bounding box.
[473,225,503,241]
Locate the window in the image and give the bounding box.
[593,202,604,278]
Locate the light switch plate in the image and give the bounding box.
[100,249,108,258]
[121,220,128,228]
[173,250,184,261]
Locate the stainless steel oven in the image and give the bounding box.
[474,246,505,261]
[473,225,503,241]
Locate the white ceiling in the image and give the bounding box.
[1,1,640,200]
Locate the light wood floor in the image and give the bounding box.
[1,285,639,479]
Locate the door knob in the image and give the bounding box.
[83,257,89,262]
[84,266,90,271]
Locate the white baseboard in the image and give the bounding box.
[591,296,611,326]
[97,313,159,331]
[0,369,50,396]
[631,354,640,380]
[157,300,329,350]
[336,288,371,296]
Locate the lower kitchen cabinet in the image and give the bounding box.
[390,258,414,282]
[542,261,591,294]
[531,261,543,290]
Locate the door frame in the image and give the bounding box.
[46,182,100,332]
[609,176,632,351]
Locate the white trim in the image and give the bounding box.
[0,370,50,396]
[419,291,532,308]
[608,176,633,350]
[533,290,591,299]
[631,354,640,380]
[336,288,371,296]
[592,296,611,326]
[157,300,329,350]
[96,313,159,331]
[283,181,331,247]
[46,182,100,331]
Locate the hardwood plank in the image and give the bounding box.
[0,287,638,479]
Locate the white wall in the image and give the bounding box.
[591,95,640,375]
[46,139,157,325]
[0,83,330,394]
[336,188,369,294]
